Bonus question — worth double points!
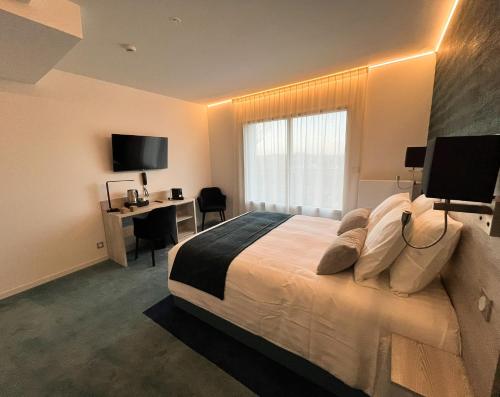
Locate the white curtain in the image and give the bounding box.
[244,111,347,218]
[290,111,347,218]
[243,119,288,212]
[233,68,368,219]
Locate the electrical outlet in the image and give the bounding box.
[478,290,493,322]
[96,241,104,249]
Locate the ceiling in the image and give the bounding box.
[56,0,454,103]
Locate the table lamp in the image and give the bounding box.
[402,135,500,248]
[401,146,427,199]
[106,180,133,212]
[405,146,426,169]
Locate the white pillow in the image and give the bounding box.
[411,194,435,218]
[354,202,410,282]
[390,210,463,294]
[368,192,410,230]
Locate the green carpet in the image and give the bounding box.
[0,248,254,397]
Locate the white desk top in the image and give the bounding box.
[106,197,195,219]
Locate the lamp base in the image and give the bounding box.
[107,208,120,213]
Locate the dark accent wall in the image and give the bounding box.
[428,0,500,139]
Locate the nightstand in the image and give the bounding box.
[391,333,474,397]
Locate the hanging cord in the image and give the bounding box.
[396,174,413,190]
[401,199,449,249]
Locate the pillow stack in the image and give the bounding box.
[316,228,367,275]
[315,207,371,275]
[354,200,410,282]
[367,192,410,230]
[350,193,463,295]
[411,193,435,218]
[315,193,463,294]
[337,207,371,235]
[390,208,463,294]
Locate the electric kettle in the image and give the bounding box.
[127,189,139,205]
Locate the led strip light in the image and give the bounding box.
[207,0,460,107]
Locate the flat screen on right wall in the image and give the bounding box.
[428,0,499,140]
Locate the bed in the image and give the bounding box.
[167,214,461,396]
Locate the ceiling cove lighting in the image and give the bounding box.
[207,99,232,108]
[368,50,435,69]
[435,0,460,52]
[208,65,367,107]
[236,65,366,101]
[207,0,460,107]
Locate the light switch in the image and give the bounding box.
[478,290,493,322]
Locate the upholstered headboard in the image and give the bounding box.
[442,212,500,397]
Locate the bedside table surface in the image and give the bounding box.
[391,333,474,397]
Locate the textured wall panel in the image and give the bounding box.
[428,1,500,396]
[428,0,499,139]
[442,213,500,397]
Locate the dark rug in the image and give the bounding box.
[144,295,336,397]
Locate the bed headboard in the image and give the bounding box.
[442,211,500,397]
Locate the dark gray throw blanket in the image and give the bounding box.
[169,211,293,299]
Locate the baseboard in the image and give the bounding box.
[0,255,108,300]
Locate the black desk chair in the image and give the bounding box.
[197,187,226,230]
[133,206,178,266]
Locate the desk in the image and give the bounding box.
[101,197,197,267]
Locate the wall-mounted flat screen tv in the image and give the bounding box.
[112,134,168,171]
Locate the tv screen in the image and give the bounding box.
[112,134,168,171]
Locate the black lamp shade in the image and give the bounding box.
[422,135,500,203]
[405,147,427,168]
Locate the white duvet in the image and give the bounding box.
[167,215,460,395]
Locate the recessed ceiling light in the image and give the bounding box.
[121,44,137,53]
[168,16,182,24]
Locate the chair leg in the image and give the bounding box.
[219,211,224,222]
[135,237,139,260]
[222,211,226,221]
[151,246,156,267]
[202,212,206,231]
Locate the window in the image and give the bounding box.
[243,110,347,213]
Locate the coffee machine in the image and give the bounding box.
[169,188,184,200]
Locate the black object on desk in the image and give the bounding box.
[170,188,184,200]
[106,180,133,212]
[125,198,149,208]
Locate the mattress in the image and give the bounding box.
[167,215,461,395]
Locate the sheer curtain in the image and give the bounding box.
[289,111,347,218]
[233,68,367,219]
[244,119,288,212]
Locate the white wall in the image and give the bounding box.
[0,70,211,298]
[360,54,436,180]
[207,55,436,217]
[207,102,236,217]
